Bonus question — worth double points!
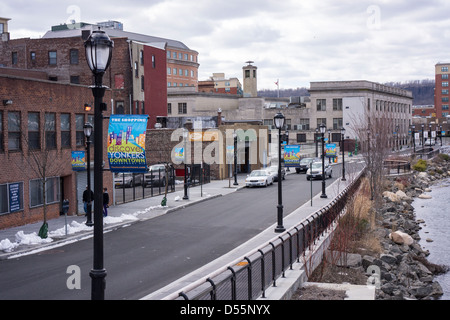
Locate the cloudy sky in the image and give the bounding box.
[1,0,449,89]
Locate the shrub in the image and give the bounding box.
[413,159,427,172]
[438,153,450,162]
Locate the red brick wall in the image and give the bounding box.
[0,75,113,229]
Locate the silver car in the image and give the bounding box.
[245,169,274,187]
[306,162,332,180]
[114,172,143,188]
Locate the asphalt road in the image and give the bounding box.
[0,166,343,300]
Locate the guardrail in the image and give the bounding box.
[164,169,365,300]
[383,159,411,176]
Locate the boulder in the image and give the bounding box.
[418,194,432,199]
[383,191,399,202]
[389,231,414,246]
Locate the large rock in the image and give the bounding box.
[383,191,400,202]
[418,194,432,199]
[389,231,414,246]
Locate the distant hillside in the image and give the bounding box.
[258,80,435,105]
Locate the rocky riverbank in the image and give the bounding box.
[373,155,450,300]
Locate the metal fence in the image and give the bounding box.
[168,169,365,300]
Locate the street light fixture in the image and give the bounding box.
[315,128,319,157]
[319,123,327,198]
[84,28,113,301]
[183,129,189,200]
[84,122,93,226]
[340,127,346,181]
[274,112,285,233]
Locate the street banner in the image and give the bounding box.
[173,147,185,163]
[325,143,337,158]
[284,145,301,167]
[107,115,148,173]
[71,150,86,171]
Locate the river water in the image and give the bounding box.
[413,177,450,300]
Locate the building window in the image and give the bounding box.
[30,177,60,208]
[48,51,57,65]
[333,118,343,130]
[167,103,172,114]
[152,55,155,68]
[167,67,171,75]
[140,50,144,65]
[8,111,21,151]
[141,76,145,91]
[443,89,449,95]
[45,113,56,149]
[442,66,448,72]
[75,114,85,146]
[70,76,80,84]
[60,113,71,148]
[298,118,310,130]
[443,105,449,110]
[178,103,187,114]
[30,52,36,63]
[316,99,326,111]
[296,133,306,143]
[333,98,342,111]
[317,118,327,128]
[70,49,79,64]
[442,74,449,79]
[184,53,188,60]
[28,112,40,150]
[134,62,138,78]
[443,82,449,87]
[245,70,250,78]
[141,102,145,115]
[167,51,171,59]
[12,52,18,65]
[442,97,449,102]
[178,52,182,59]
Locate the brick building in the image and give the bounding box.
[0,73,113,229]
[434,63,450,120]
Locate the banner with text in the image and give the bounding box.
[107,115,148,173]
[71,151,86,171]
[284,145,301,167]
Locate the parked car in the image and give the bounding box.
[266,165,285,182]
[144,164,173,187]
[245,169,274,187]
[306,162,333,180]
[295,157,317,174]
[114,172,143,188]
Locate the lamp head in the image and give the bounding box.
[84,28,114,75]
[273,112,285,129]
[83,122,93,138]
[319,123,326,134]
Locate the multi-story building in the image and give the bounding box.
[0,18,198,129]
[435,63,450,119]
[198,73,242,95]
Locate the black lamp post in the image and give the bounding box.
[84,28,113,300]
[274,112,285,233]
[340,127,346,181]
[421,124,424,157]
[411,125,416,154]
[327,129,332,163]
[440,125,443,146]
[395,125,399,151]
[315,128,319,157]
[233,132,238,185]
[429,124,432,146]
[319,123,327,198]
[183,129,189,200]
[84,122,93,226]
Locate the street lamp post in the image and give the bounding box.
[395,125,399,151]
[233,132,238,185]
[440,125,443,146]
[327,129,331,163]
[183,129,189,200]
[315,128,319,157]
[411,125,416,154]
[84,28,113,300]
[341,127,346,181]
[429,124,432,146]
[274,112,285,233]
[320,124,327,198]
[421,124,424,158]
[84,122,93,226]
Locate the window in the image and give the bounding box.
[75,114,85,146]
[178,52,182,59]
[30,177,60,207]
[45,113,56,149]
[12,52,17,65]
[167,51,171,59]
[0,23,3,34]
[299,118,310,130]
[333,118,343,130]
[443,82,449,87]
[28,112,40,150]
[443,89,449,95]
[317,118,327,128]
[173,68,177,75]
[134,62,138,78]
[245,70,250,78]
[442,66,449,72]
[8,111,21,151]
[178,103,187,114]
[140,50,144,65]
[141,76,145,91]
[70,49,79,64]
[152,55,155,68]
[443,74,449,79]
[70,76,80,84]
[60,113,71,148]
[184,53,188,60]
[30,52,36,63]
[333,98,342,111]
[442,97,449,102]
[167,103,172,114]
[317,99,326,111]
[48,51,57,65]
[167,67,171,75]
[443,105,449,110]
[296,133,306,143]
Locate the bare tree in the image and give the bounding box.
[15,113,67,238]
